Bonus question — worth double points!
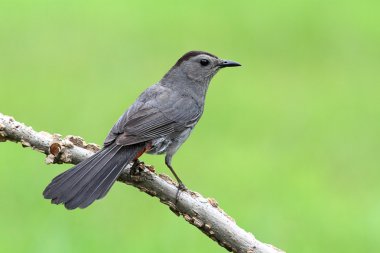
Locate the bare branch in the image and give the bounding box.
[0,112,285,253]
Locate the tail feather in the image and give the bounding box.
[51,145,121,205]
[66,163,122,209]
[64,150,125,209]
[43,149,105,198]
[44,146,116,205]
[43,143,145,209]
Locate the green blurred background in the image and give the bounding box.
[1,0,379,252]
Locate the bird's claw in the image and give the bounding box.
[175,182,187,204]
[178,182,187,191]
[130,159,144,175]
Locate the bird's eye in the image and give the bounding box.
[200,59,210,66]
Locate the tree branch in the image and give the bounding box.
[0,112,285,253]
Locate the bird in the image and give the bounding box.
[43,51,241,210]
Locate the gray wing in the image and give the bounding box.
[103,85,202,147]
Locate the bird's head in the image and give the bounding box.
[167,51,241,83]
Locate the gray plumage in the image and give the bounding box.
[43,51,241,209]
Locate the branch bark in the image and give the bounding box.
[0,112,285,253]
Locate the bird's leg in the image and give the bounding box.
[130,159,144,175]
[165,155,187,202]
[165,156,186,189]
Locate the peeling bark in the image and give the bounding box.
[0,112,285,253]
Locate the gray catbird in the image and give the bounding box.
[43,51,241,209]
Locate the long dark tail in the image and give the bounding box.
[43,143,145,210]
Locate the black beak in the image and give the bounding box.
[218,60,241,68]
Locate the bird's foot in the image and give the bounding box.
[175,181,187,204]
[130,159,144,175]
[178,182,187,191]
